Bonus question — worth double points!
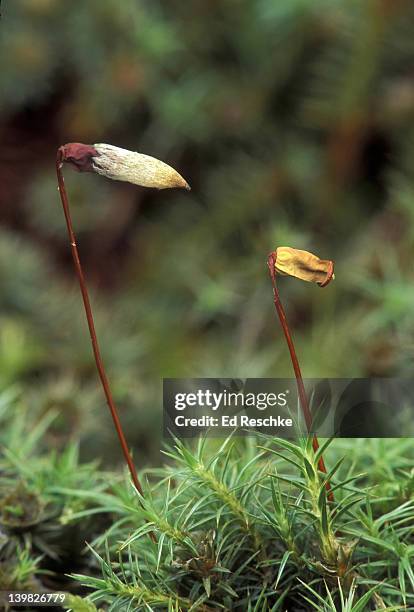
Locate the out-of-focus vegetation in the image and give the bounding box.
[0,388,114,598]
[1,0,413,465]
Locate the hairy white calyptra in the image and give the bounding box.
[91,144,190,190]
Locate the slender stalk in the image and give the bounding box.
[56,148,148,504]
[267,252,334,502]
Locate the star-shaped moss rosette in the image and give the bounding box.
[267,247,335,501]
[56,143,190,511]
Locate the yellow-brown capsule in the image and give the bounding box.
[273,246,334,287]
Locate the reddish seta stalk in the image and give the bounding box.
[56,147,156,530]
[267,252,334,502]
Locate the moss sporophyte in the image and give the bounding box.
[267,246,335,502]
[56,143,190,513]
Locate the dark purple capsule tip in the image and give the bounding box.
[58,143,99,172]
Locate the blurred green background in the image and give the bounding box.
[0,0,413,467]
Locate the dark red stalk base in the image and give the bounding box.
[267,253,334,502]
[56,147,156,536]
